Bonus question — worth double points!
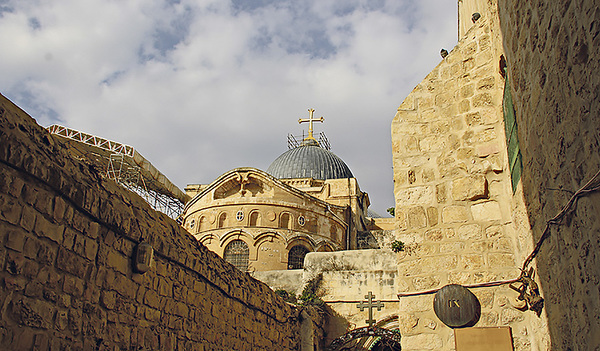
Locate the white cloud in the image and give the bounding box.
[0,0,457,215]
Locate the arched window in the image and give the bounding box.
[288,245,310,270]
[199,216,208,232]
[280,213,291,229]
[249,211,260,227]
[218,213,227,228]
[223,240,249,271]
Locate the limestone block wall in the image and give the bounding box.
[303,250,399,347]
[0,93,311,350]
[390,10,545,351]
[498,0,600,349]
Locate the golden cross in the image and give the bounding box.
[298,108,324,141]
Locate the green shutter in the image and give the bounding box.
[503,70,522,193]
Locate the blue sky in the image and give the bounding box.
[0,0,457,215]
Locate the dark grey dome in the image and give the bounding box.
[267,142,354,180]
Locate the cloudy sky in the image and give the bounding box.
[0,0,457,216]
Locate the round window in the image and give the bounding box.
[236,211,244,221]
[190,219,195,229]
[298,216,306,226]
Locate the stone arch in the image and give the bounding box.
[287,245,310,269]
[223,240,250,272]
[279,212,292,229]
[286,235,316,251]
[219,230,252,247]
[327,325,401,351]
[217,212,227,229]
[198,215,209,232]
[253,231,287,269]
[249,210,260,227]
[199,233,218,246]
[316,243,334,252]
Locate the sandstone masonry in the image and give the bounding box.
[0,93,318,350]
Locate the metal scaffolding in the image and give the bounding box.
[47,125,189,220]
[287,131,331,150]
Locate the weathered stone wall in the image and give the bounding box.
[0,93,312,350]
[498,0,600,349]
[303,250,399,347]
[390,5,547,350]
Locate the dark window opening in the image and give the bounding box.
[288,245,310,269]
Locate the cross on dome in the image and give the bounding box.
[298,108,324,141]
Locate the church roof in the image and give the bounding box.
[267,140,354,180]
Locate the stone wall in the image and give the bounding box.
[0,93,314,350]
[303,250,399,347]
[498,0,600,349]
[390,5,547,350]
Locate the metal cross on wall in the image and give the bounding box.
[357,291,384,327]
[298,108,324,141]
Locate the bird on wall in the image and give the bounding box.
[440,49,449,58]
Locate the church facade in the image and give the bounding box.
[180,111,371,272]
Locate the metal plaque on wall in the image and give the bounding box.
[433,284,481,328]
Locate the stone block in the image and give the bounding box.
[441,206,469,223]
[477,76,495,90]
[407,207,427,229]
[423,255,457,270]
[417,96,434,110]
[33,215,63,244]
[83,238,98,261]
[63,275,85,297]
[419,136,446,152]
[476,142,501,157]
[0,196,22,225]
[485,225,503,238]
[24,281,43,298]
[106,249,129,275]
[500,307,524,324]
[472,92,493,107]
[460,254,484,270]
[452,175,487,201]
[9,175,25,198]
[33,188,53,216]
[5,228,26,252]
[23,237,40,259]
[397,314,419,334]
[68,308,83,335]
[422,168,436,182]
[11,297,54,329]
[19,205,36,232]
[424,228,443,242]
[457,224,482,240]
[469,240,494,252]
[459,99,470,113]
[439,241,464,253]
[465,111,482,126]
[488,253,515,268]
[427,207,438,227]
[436,183,447,203]
[402,333,444,350]
[471,201,502,221]
[460,84,474,99]
[396,186,435,206]
[53,196,67,223]
[412,275,441,290]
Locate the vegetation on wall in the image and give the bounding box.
[298,274,324,308]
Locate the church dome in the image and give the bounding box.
[267,140,354,180]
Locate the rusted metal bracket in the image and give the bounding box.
[509,268,544,316]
